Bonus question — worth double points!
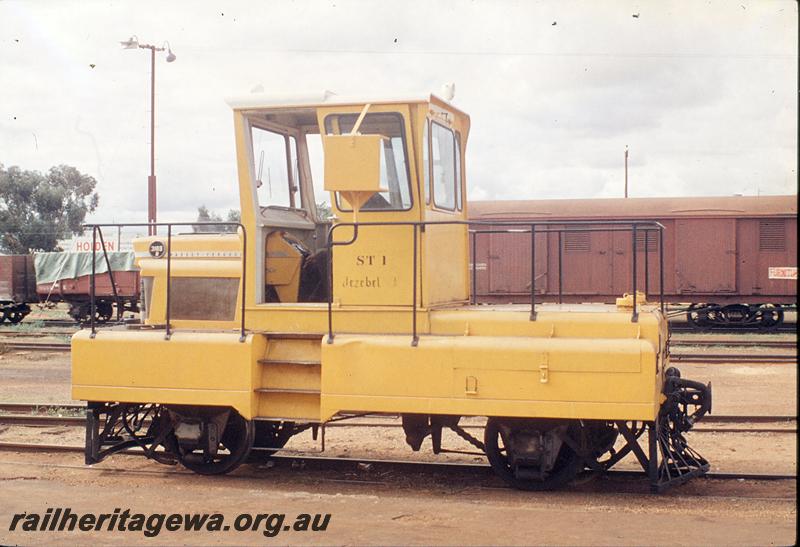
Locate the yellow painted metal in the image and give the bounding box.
[412,101,471,306]
[318,309,664,423]
[71,95,671,434]
[133,233,244,328]
[616,291,649,308]
[265,232,303,303]
[255,335,322,420]
[323,134,386,194]
[133,234,242,255]
[316,103,422,308]
[72,330,262,419]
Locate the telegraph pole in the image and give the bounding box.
[624,145,629,198]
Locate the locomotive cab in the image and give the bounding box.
[235,96,471,310]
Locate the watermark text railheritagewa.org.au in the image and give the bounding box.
[8,508,331,538]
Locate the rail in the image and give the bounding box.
[83,222,248,342]
[326,219,665,345]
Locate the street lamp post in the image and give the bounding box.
[120,36,176,236]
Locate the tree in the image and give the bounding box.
[316,201,333,221]
[0,163,99,254]
[193,205,240,233]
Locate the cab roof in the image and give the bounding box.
[225,91,469,118]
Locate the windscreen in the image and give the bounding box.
[324,112,412,211]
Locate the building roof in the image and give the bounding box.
[469,195,798,220]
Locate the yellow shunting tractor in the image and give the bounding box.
[73,93,711,491]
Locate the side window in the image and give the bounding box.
[431,122,456,210]
[252,126,298,208]
[455,132,463,211]
[423,120,430,204]
[305,132,331,218]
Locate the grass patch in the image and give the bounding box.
[4,319,45,333]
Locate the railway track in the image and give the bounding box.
[1,407,795,433]
[0,442,793,485]
[669,352,796,364]
[0,341,71,352]
[670,324,797,334]
[670,339,796,349]
[0,318,130,329]
[0,330,76,338]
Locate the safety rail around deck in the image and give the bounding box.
[83,219,663,347]
[84,222,247,341]
[326,220,666,346]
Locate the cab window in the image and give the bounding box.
[324,112,412,211]
[431,122,456,210]
[252,126,298,208]
[455,132,463,211]
[423,120,430,204]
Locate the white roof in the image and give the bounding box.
[225,90,452,110]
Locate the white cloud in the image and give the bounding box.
[0,0,796,225]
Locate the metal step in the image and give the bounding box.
[255,388,321,395]
[258,359,321,366]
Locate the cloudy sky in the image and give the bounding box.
[1,0,797,226]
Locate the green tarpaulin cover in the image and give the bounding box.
[34,252,137,285]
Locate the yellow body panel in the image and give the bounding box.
[71,96,671,434]
[73,304,666,424]
[320,332,658,422]
[72,330,263,418]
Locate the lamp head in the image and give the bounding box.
[120,36,139,49]
[166,49,176,63]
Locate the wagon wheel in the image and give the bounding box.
[755,304,783,330]
[95,302,113,323]
[249,420,295,463]
[686,304,709,330]
[484,418,581,491]
[4,309,25,324]
[0,310,6,323]
[177,412,254,475]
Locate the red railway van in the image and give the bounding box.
[469,195,797,328]
[0,255,37,323]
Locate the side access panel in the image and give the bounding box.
[320,334,660,422]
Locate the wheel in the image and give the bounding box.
[755,304,783,330]
[686,304,709,329]
[484,417,581,491]
[249,420,295,463]
[68,303,87,323]
[177,411,254,475]
[96,301,113,323]
[703,304,722,327]
[5,309,25,324]
[69,302,112,323]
